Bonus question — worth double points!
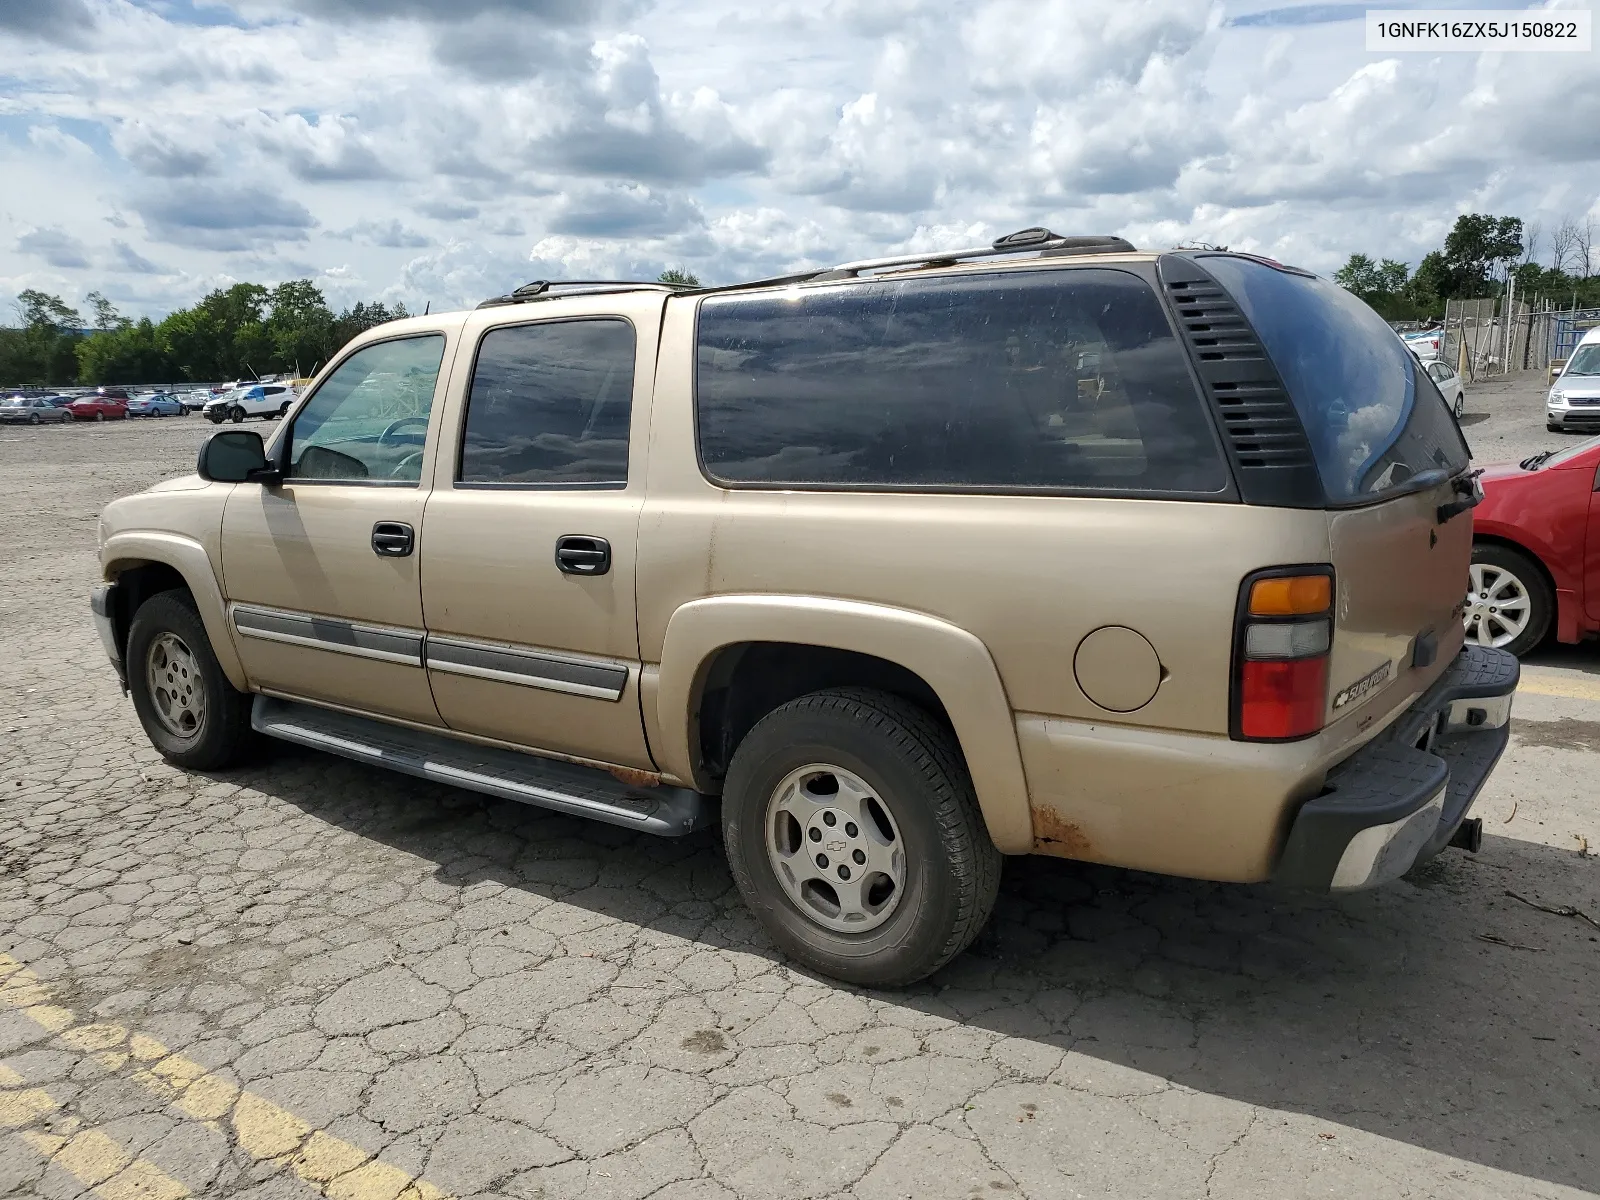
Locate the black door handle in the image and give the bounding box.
[555,535,611,576]
[372,521,414,557]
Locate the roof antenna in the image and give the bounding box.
[424,301,430,315]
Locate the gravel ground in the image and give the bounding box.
[0,399,1596,1200]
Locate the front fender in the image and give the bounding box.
[655,594,1033,854]
[102,531,246,690]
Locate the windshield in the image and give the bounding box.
[1200,256,1469,502]
[1563,344,1600,376]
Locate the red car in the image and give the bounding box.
[1470,435,1600,654]
[64,392,129,421]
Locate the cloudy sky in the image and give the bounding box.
[1,0,1596,320]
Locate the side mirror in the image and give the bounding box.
[197,430,278,484]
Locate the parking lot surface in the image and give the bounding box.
[1,385,1597,1200]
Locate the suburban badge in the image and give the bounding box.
[1333,662,1392,710]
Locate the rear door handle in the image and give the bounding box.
[555,535,611,576]
[371,521,414,557]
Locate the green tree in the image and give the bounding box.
[85,291,131,332]
[1333,254,1417,318]
[1442,213,1523,293]
[328,300,410,366]
[160,283,270,380]
[266,279,335,376]
[76,318,176,385]
[2,291,84,385]
[658,267,701,286]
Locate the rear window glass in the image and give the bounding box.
[459,319,635,487]
[695,269,1228,494]
[1201,256,1469,502]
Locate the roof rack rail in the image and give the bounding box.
[476,279,694,309]
[804,228,1136,282]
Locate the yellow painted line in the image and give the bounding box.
[1518,671,1600,703]
[0,953,452,1200]
[1,1060,190,1200]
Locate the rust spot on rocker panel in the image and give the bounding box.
[607,764,662,788]
[1032,805,1093,859]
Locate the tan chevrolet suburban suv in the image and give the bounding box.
[92,229,1518,985]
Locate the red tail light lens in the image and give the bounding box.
[1239,657,1329,739]
[1233,567,1334,742]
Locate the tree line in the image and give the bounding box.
[0,281,412,388]
[1334,212,1599,321]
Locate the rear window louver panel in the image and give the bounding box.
[1164,275,1315,470]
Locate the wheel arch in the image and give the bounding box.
[103,532,247,688]
[1472,533,1575,644]
[653,595,1033,853]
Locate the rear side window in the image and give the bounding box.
[459,319,635,487]
[695,269,1229,494]
[1200,256,1469,502]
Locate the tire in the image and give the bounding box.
[229,406,245,423]
[1548,422,1562,432]
[1454,391,1464,418]
[275,402,289,418]
[1467,543,1552,657]
[722,687,1002,987]
[28,413,39,425]
[127,590,256,770]
[95,411,105,422]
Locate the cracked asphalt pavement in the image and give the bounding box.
[2,394,1597,1200]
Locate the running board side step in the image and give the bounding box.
[251,696,709,837]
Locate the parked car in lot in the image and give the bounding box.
[1470,434,1600,655]
[64,391,128,421]
[1546,326,1600,433]
[1402,328,1444,361]
[1422,358,1466,418]
[127,392,186,418]
[0,394,74,424]
[202,383,297,423]
[178,390,212,413]
[91,233,1517,985]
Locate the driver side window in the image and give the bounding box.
[287,335,446,484]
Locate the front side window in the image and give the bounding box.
[458,319,635,487]
[696,269,1228,493]
[287,335,445,484]
[1200,256,1469,502]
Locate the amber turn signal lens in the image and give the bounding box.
[1249,574,1330,616]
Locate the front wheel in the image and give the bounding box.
[722,688,1002,987]
[1454,391,1464,418]
[1466,543,1552,657]
[1548,422,1563,432]
[229,405,245,423]
[28,413,39,425]
[127,590,256,770]
[95,411,105,422]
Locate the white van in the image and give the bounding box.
[1548,325,1600,432]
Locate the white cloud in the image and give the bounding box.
[0,0,1593,317]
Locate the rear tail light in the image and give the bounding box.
[1233,567,1333,741]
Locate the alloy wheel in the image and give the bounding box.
[764,763,906,934]
[146,632,206,739]
[1465,563,1531,648]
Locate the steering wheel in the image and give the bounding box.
[390,450,425,479]
[378,416,428,446]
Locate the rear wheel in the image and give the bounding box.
[28,413,39,425]
[127,590,256,770]
[1466,543,1552,657]
[721,687,1001,987]
[94,411,105,422]
[1453,390,1464,418]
